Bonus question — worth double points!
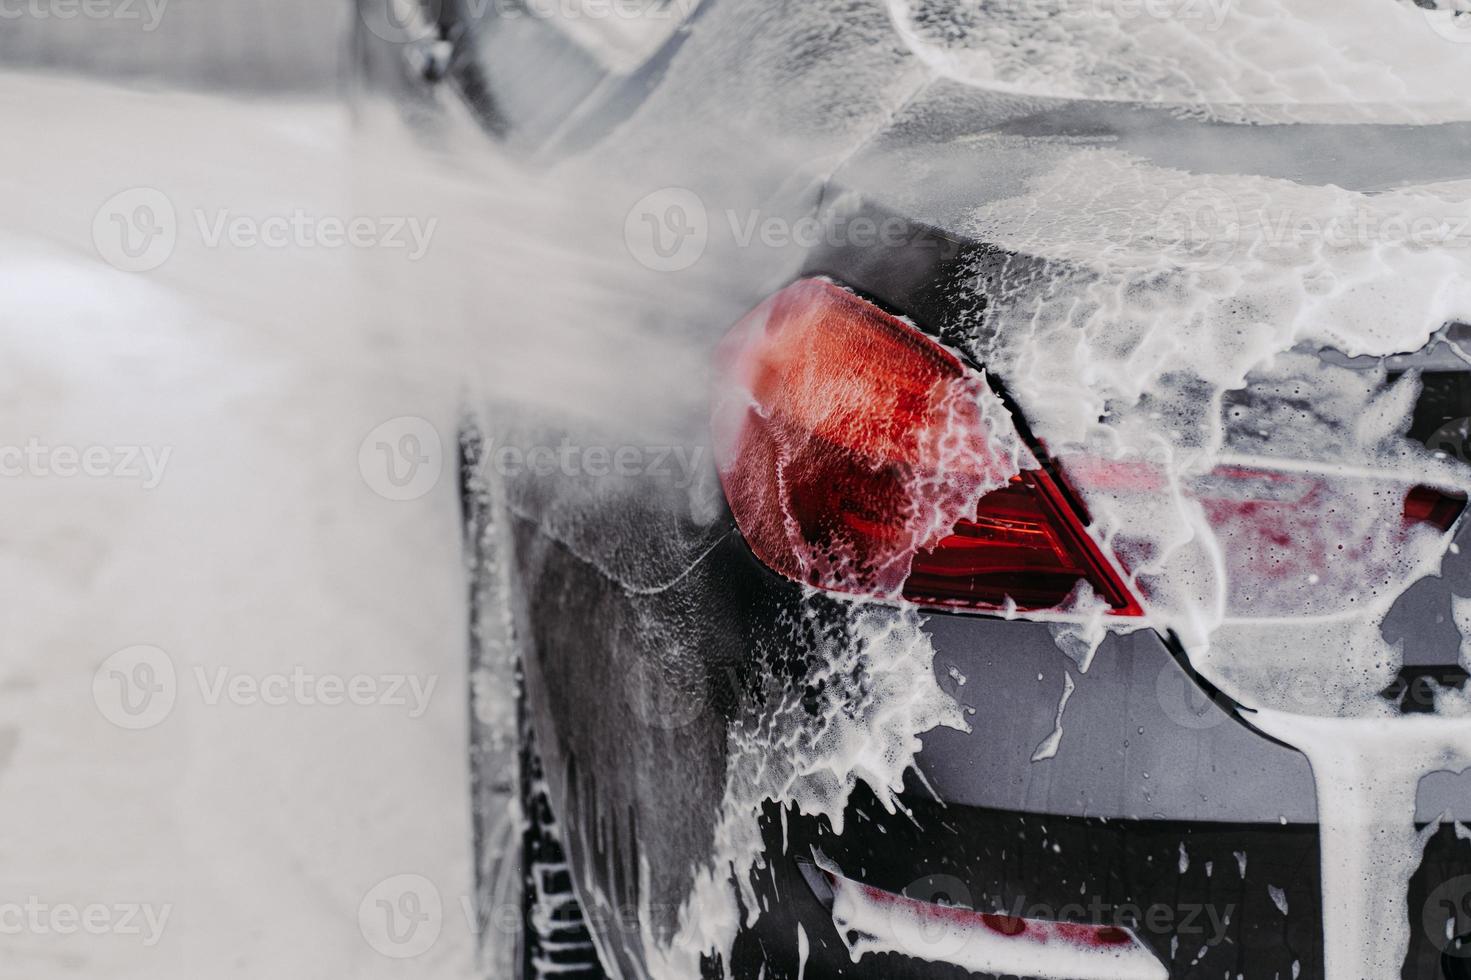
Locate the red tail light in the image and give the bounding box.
[1405,483,1466,531]
[711,279,1143,616]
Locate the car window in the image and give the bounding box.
[543,0,698,76]
[463,0,699,147]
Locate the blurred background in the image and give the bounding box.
[0,0,349,92]
[0,4,496,978]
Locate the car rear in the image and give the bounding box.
[707,83,1471,978]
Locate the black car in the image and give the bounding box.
[357,1,1471,976]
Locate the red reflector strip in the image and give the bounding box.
[906,469,1145,616]
[1059,456,1466,617]
[1405,483,1467,531]
[811,865,1168,980]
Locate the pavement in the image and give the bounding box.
[0,67,483,979]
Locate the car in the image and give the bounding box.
[356,1,1471,977]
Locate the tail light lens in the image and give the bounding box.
[1058,455,1465,618]
[711,279,1143,615]
[712,279,1467,621]
[1404,483,1466,531]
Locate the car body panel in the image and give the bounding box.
[434,1,1471,976]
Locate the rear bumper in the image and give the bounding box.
[715,547,1471,979]
[910,614,1319,824]
[733,787,1471,979]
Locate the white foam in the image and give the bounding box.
[966,135,1471,975]
[641,602,969,978]
[889,0,1471,121]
